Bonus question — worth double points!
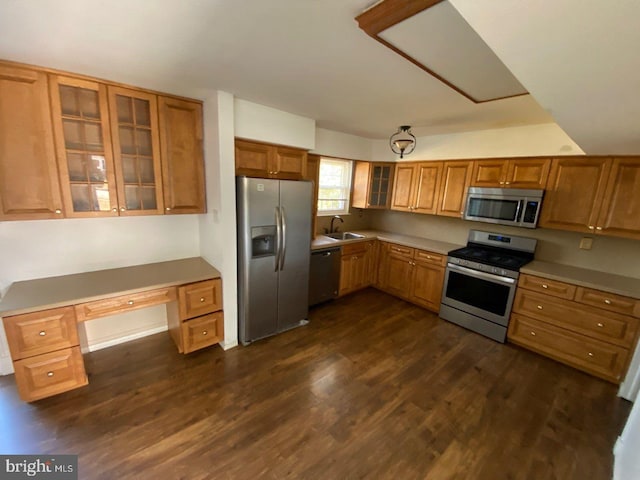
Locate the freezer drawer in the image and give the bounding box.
[309,247,341,306]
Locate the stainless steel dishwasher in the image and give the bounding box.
[309,247,341,306]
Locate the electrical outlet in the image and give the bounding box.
[579,237,593,250]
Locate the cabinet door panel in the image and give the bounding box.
[471,160,507,187]
[596,157,640,240]
[410,260,444,312]
[159,97,205,213]
[390,163,416,211]
[274,147,306,180]
[539,157,610,233]
[0,64,63,220]
[50,76,119,217]
[384,253,413,299]
[413,162,443,214]
[351,161,371,209]
[506,158,550,188]
[109,86,164,215]
[437,161,472,217]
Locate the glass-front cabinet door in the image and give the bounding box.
[50,76,118,217]
[368,164,393,208]
[108,86,164,215]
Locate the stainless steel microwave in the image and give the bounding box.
[463,187,544,228]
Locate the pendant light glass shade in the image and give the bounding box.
[390,125,416,159]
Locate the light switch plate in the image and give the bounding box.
[580,237,593,250]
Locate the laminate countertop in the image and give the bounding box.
[0,257,221,317]
[521,260,640,300]
[312,230,462,255]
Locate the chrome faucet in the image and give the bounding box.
[329,215,344,233]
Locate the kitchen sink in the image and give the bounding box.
[324,232,364,240]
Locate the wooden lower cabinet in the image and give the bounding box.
[376,242,445,313]
[168,279,224,353]
[339,240,377,296]
[508,273,640,383]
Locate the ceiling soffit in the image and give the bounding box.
[356,0,528,103]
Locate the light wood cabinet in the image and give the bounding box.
[167,279,224,354]
[74,287,177,322]
[352,161,395,209]
[0,63,64,220]
[304,154,321,238]
[391,162,443,214]
[471,158,550,188]
[235,139,307,180]
[339,241,376,296]
[509,273,640,383]
[159,97,206,214]
[3,306,87,402]
[436,160,473,218]
[376,242,445,313]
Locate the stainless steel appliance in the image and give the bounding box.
[237,177,313,344]
[439,230,537,343]
[463,187,543,228]
[309,247,340,306]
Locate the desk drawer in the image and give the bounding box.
[179,279,222,320]
[14,346,88,402]
[3,306,79,361]
[182,312,224,353]
[75,287,177,322]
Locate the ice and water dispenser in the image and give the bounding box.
[251,226,277,258]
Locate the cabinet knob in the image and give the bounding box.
[597,322,604,328]
[127,300,134,305]
[202,330,208,336]
[200,297,205,302]
[55,209,62,214]
[39,330,46,336]
[530,331,536,336]
[460,211,464,215]
[604,299,612,305]
[505,181,511,185]
[426,255,431,259]
[596,226,603,231]
[166,207,171,211]
[47,371,54,377]
[499,181,505,185]
[537,305,543,310]
[588,352,594,357]
[588,225,595,230]
[112,207,118,212]
[120,207,126,211]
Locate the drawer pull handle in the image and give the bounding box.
[530,331,536,336]
[426,255,431,259]
[537,305,543,310]
[39,331,46,336]
[588,352,594,357]
[596,226,603,231]
[47,371,54,377]
[128,300,134,305]
[597,322,604,328]
[604,299,612,305]
[200,297,205,302]
[202,330,208,336]
[541,284,548,289]
[55,209,62,214]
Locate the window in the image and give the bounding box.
[317,158,353,215]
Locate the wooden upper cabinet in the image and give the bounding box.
[235,139,306,180]
[471,158,550,188]
[50,75,119,217]
[108,86,164,215]
[0,64,63,220]
[390,163,416,211]
[158,97,205,214]
[352,161,394,209]
[413,162,443,214]
[595,157,640,240]
[539,157,611,233]
[437,161,472,217]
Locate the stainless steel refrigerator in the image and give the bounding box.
[236,176,313,344]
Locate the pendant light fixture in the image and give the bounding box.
[390,125,416,159]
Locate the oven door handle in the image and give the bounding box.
[447,263,516,286]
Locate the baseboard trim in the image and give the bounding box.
[220,339,238,350]
[87,325,168,352]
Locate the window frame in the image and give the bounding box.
[316,157,353,216]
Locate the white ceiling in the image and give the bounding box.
[0,0,638,153]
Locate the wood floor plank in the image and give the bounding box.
[0,288,631,479]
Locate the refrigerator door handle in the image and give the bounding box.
[280,206,287,270]
[274,206,281,272]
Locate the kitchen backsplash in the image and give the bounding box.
[368,210,640,279]
[315,209,374,235]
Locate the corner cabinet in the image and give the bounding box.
[0,64,64,220]
[235,138,307,180]
[352,161,394,209]
[0,60,206,221]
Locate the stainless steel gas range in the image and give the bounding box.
[439,230,537,343]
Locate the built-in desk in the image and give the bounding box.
[0,257,223,402]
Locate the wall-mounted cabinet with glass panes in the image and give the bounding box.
[351,161,395,209]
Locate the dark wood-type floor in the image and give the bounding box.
[0,288,632,479]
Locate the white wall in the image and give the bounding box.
[199,91,238,349]
[371,123,584,161]
[312,128,372,160]
[234,98,315,150]
[615,399,640,480]
[0,215,201,374]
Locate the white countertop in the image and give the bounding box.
[312,230,462,255]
